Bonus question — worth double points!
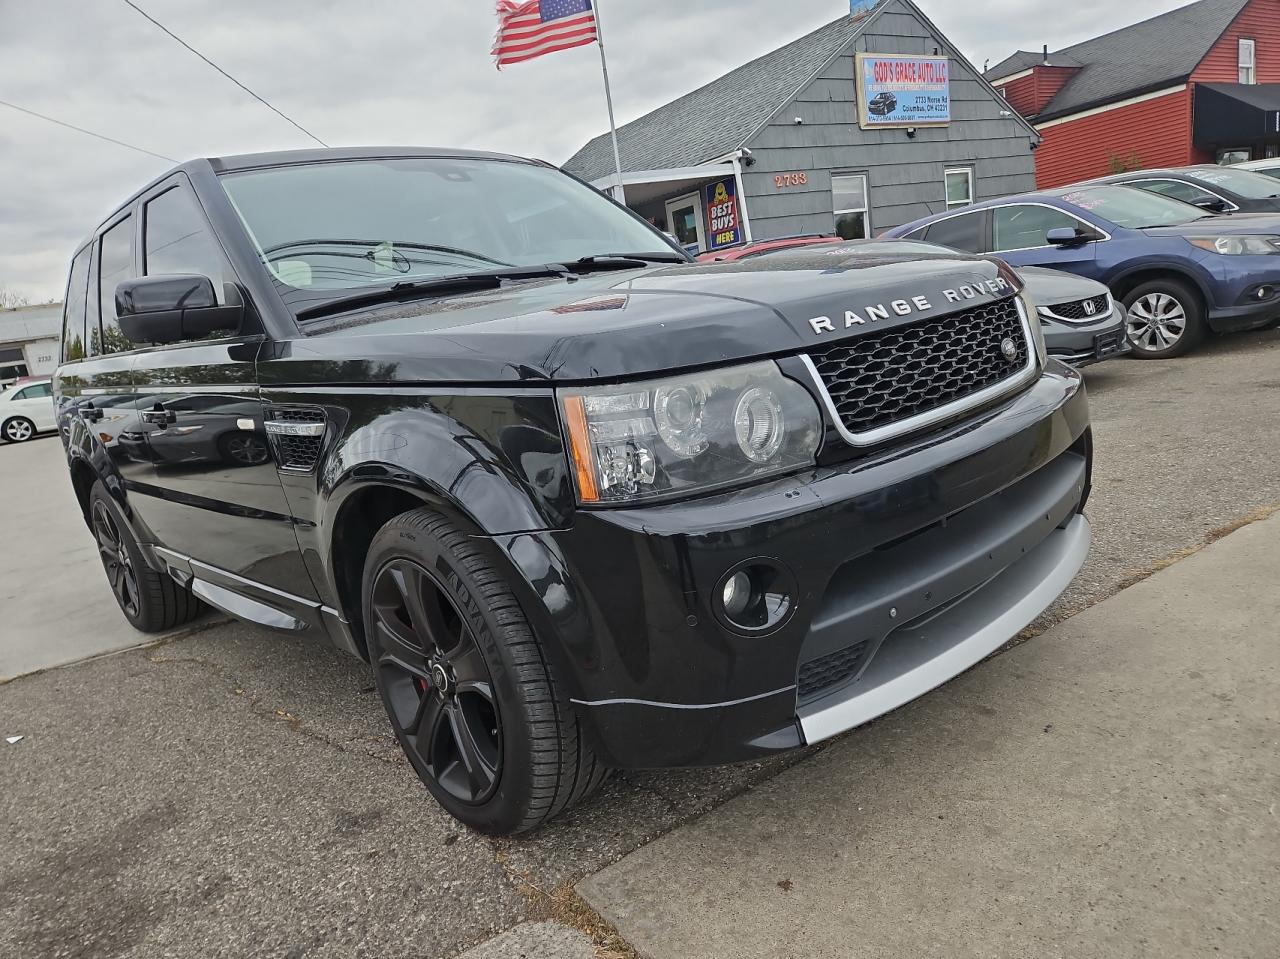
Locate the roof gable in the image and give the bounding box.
[986,0,1250,120]
[563,14,873,182]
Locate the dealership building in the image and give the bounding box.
[0,303,62,386]
[563,0,1040,255]
[987,0,1280,187]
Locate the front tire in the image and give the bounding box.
[1122,278,1206,359]
[88,481,204,632]
[362,508,608,835]
[2,416,36,443]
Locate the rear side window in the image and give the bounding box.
[15,383,53,400]
[924,212,984,253]
[1135,179,1220,206]
[97,216,136,354]
[992,205,1083,252]
[61,247,92,363]
[144,186,232,302]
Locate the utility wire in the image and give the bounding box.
[120,0,328,147]
[0,97,176,162]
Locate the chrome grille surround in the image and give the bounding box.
[801,295,1039,448]
[1039,293,1113,324]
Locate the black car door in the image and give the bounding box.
[124,174,319,607]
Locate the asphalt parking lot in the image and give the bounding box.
[2,327,1279,958]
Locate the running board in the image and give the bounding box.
[189,578,308,632]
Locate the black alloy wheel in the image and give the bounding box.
[362,508,609,834]
[370,559,502,805]
[93,498,141,620]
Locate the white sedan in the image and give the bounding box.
[0,378,57,443]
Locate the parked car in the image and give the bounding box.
[56,147,1093,834]
[885,185,1280,358]
[0,377,56,443]
[696,234,845,262]
[760,239,1129,367]
[1085,166,1280,214]
[1232,158,1280,181]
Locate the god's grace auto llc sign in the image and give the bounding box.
[856,53,951,129]
[705,178,743,251]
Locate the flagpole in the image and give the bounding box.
[592,0,627,205]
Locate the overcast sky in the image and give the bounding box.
[1,0,1192,302]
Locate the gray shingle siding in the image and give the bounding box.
[741,0,1037,239]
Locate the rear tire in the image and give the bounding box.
[1122,278,1206,359]
[88,481,204,632]
[362,508,608,834]
[2,416,36,443]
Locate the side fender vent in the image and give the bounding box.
[265,407,328,472]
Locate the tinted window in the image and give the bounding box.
[1134,179,1219,205]
[98,216,136,355]
[1185,166,1280,200]
[144,186,232,301]
[924,212,984,253]
[993,205,1084,252]
[16,383,53,400]
[61,247,91,363]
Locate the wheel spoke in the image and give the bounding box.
[446,627,489,687]
[409,687,445,739]
[447,699,499,799]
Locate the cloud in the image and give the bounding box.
[0,0,1190,301]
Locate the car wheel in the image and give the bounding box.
[362,508,609,835]
[88,480,205,632]
[1122,279,1206,359]
[218,430,270,466]
[1,416,36,443]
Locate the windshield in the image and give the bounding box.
[1184,166,1280,199]
[220,158,672,310]
[1058,185,1212,228]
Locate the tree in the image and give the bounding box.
[0,286,30,309]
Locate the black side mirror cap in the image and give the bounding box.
[115,275,244,345]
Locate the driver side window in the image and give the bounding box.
[144,186,234,304]
[993,205,1089,252]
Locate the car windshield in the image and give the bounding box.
[1057,185,1212,228]
[1184,167,1280,199]
[220,158,670,311]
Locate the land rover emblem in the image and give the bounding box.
[1000,337,1019,361]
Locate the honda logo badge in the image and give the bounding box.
[1083,299,1098,316]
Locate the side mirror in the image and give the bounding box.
[1046,227,1091,247]
[1193,198,1229,213]
[115,275,243,345]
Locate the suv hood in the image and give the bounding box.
[276,253,1015,384]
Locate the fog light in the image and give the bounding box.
[1257,285,1274,300]
[722,571,752,618]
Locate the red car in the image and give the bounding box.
[696,235,846,262]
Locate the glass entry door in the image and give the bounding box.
[665,192,707,253]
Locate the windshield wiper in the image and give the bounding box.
[562,251,689,272]
[263,238,515,268]
[295,265,569,321]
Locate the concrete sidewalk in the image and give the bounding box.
[581,512,1280,959]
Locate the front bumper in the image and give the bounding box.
[496,364,1091,769]
[1043,308,1130,366]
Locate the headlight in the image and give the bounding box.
[560,360,822,504]
[1188,236,1280,255]
[1019,292,1047,366]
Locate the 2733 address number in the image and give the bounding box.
[774,172,808,188]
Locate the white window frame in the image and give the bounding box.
[944,168,974,210]
[831,173,871,239]
[664,191,707,252]
[1239,38,1256,85]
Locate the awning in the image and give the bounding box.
[1194,83,1280,146]
[587,163,735,206]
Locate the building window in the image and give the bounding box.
[944,168,974,209]
[1239,39,1256,84]
[832,173,870,239]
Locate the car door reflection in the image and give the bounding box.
[129,394,270,471]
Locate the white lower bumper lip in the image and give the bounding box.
[797,513,1091,744]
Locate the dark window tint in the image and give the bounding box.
[924,212,984,253]
[145,187,230,301]
[97,216,136,355]
[993,205,1082,252]
[1135,179,1219,205]
[62,247,91,363]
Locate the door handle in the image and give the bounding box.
[142,407,177,426]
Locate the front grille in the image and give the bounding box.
[266,407,327,472]
[798,640,872,699]
[1045,295,1109,322]
[809,296,1028,438]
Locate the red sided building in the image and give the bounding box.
[985,0,1280,188]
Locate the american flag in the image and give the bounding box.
[492,0,599,68]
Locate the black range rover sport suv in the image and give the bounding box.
[55,148,1093,834]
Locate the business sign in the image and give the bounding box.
[856,53,951,129]
[705,178,743,251]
